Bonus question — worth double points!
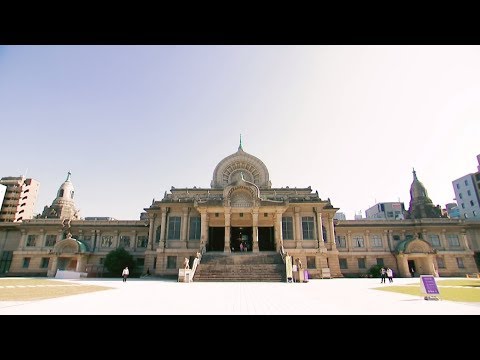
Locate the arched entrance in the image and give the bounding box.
[395,237,437,277]
[231,227,252,252]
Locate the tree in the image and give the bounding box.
[104,248,135,277]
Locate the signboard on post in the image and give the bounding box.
[420,275,440,300]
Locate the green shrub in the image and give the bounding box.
[368,264,384,278]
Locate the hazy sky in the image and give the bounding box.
[1,45,479,220]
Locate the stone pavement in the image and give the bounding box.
[0,277,479,315]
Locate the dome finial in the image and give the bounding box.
[238,134,243,151]
[412,168,417,180]
[66,171,71,181]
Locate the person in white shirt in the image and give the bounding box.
[122,266,129,282]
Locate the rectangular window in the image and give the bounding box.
[376,258,384,266]
[437,257,445,269]
[306,256,316,269]
[358,258,366,269]
[353,236,364,248]
[40,257,50,268]
[26,235,36,247]
[45,234,57,247]
[119,236,131,248]
[371,235,382,247]
[189,217,201,240]
[264,213,268,217]
[22,257,30,268]
[456,257,465,268]
[459,193,463,199]
[428,234,440,247]
[336,235,346,248]
[153,257,157,269]
[465,179,469,186]
[447,234,460,247]
[301,216,315,240]
[167,256,177,269]
[339,258,348,269]
[282,217,293,240]
[137,236,148,248]
[167,216,181,240]
[101,236,113,248]
[467,190,471,196]
[456,183,460,189]
[393,235,400,241]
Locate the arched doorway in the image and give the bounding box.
[231,227,252,252]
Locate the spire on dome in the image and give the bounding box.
[66,171,71,181]
[238,134,243,151]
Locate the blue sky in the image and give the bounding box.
[1,45,479,220]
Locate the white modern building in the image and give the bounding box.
[365,202,405,220]
[452,154,480,220]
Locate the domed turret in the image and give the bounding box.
[211,135,272,189]
[407,169,442,219]
[41,171,80,219]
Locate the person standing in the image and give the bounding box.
[380,267,386,283]
[410,267,415,277]
[386,267,393,283]
[122,266,129,282]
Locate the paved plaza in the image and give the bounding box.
[0,277,479,315]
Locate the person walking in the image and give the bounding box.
[380,267,387,283]
[122,266,129,282]
[386,267,393,283]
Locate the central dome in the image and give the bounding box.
[210,141,271,189]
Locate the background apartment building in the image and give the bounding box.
[365,202,405,220]
[0,176,40,222]
[452,154,480,220]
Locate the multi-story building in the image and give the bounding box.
[453,154,480,220]
[0,143,479,278]
[365,202,405,220]
[0,176,40,222]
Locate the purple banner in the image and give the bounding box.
[420,275,440,295]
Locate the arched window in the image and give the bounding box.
[59,189,64,197]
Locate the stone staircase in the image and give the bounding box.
[193,251,286,282]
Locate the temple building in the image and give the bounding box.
[0,140,479,279]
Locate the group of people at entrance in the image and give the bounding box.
[380,267,393,283]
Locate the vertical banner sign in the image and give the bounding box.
[420,275,440,300]
[286,255,293,282]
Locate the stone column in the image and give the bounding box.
[160,208,167,251]
[91,229,97,252]
[460,230,470,250]
[200,210,208,252]
[346,230,351,252]
[48,256,58,277]
[384,230,390,251]
[365,230,370,252]
[274,210,283,252]
[440,229,447,250]
[315,207,326,252]
[181,207,189,248]
[327,216,337,251]
[224,210,231,252]
[38,229,45,249]
[131,230,137,250]
[294,207,302,249]
[18,229,26,249]
[113,230,119,249]
[147,213,156,250]
[252,209,259,252]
